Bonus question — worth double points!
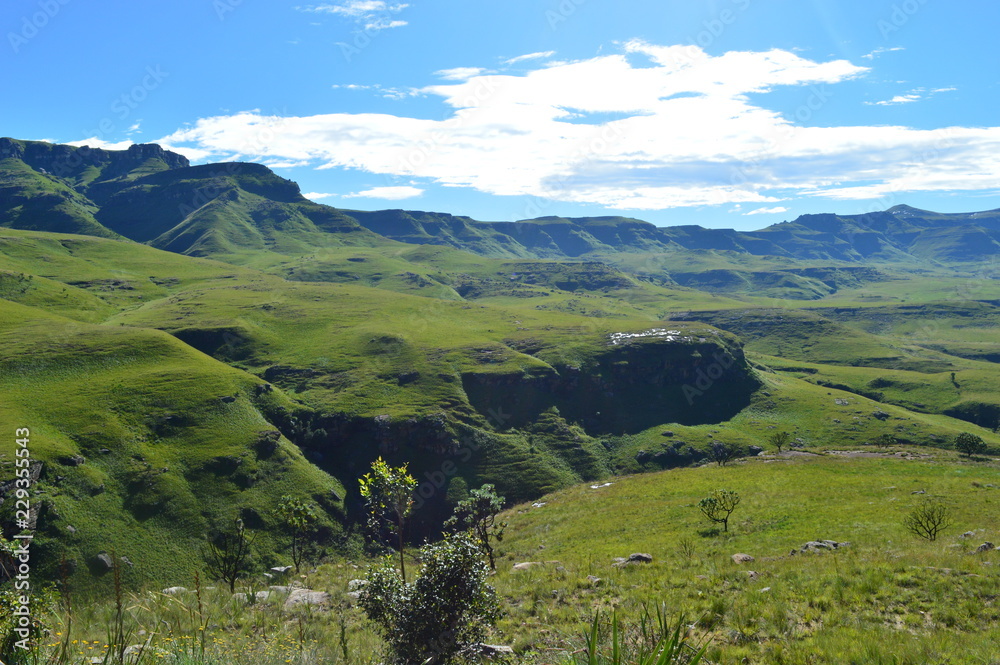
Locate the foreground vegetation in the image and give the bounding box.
[4,452,999,664]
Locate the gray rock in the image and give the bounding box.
[959,531,976,539]
[732,553,754,564]
[748,445,764,456]
[586,575,602,584]
[475,644,515,658]
[283,589,332,609]
[162,587,188,595]
[512,561,543,571]
[66,525,77,534]
[270,565,293,575]
[347,579,368,592]
[627,553,653,563]
[973,542,995,554]
[95,552,114,571]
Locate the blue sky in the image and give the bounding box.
[3,0,999,230]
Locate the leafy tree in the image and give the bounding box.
[359,457,418,580]
[205,519,255,593]
[768,431,791,453]
[698,489,741,533]
[955,432,987,458]
[707,441,742,467]
[359,532,500,665]
[873,433,897,449]
[903,499,951,542]
[274,495,319,573]
[444,483,507,571]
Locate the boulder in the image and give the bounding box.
[512,561,543,571]
[732,553,755,564]
[95,552,114,571]
[162,587,188,595]
[347,579,368,592]
[283,589,332,609]
[973,542,995,554]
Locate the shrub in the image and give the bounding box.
[698,489,741,532]
[955,432,987,458]
[359,532,500,665]
[274,495,319,573]
[903,499,951,542]
[359,457,418,580]
[873,433,896,449]
[204,518,255,593]
[444,483,506,571]
[768,431,791,453]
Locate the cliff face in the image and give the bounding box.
[463,328,760,434]
[0,138,189,182]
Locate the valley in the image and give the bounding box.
[1,139,999,663]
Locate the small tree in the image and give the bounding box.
[444,483,507,571]
[205,519,255,593]
[359,457,418,580]
[955,432,987,458]
[274,495,319,573]
[359,532,500,665]
[873,433,897,449]
[698,489,741,533]
[768,431,791,453]
[707,441,742,467]
[903,499,951,542]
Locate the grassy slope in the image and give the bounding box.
[0,299,345,596]
[492,453,1000,663]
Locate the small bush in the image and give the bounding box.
[903,499,951,541]
[359,532,500,664]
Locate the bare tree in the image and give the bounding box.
[903,499,950,542]
[205,519,256,592]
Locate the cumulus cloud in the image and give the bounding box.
[342,185,424,199]
[303,192,335,200]
[158,42,1000,210]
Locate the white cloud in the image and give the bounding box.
[342,185,424,199]
[435,67,487,81]
[744,206,789,215]
[299,1,408,29]
[67,138,135,151]
[503,51,556,65]
[868,93,922,106]
[303,192,335,200]
[866,86,956,106]
[862,46,904,60]
[159,42,1000,210]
